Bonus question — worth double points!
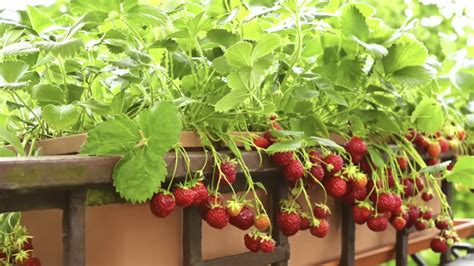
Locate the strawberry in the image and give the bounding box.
[21,237,33,251]
[427,158,441,166]
[449,140,459,151]
[310,219,329,238]
[19,257,41,266]
[229,206,254,230]
[263,131,276,143]
[254,136,271,149]
[391,194,402,211]
[254,214,271,231]
[323,153,344,176]
[352,173,368,189]
[422,191,434,201]
[150,192,176,218]
[406,204,420,228]
[173,185,196,208]
[376,192,394,212]
[391,216,406,231]
[415,177,425,192]
[277,210,301,237]
[435,218,450,230]
[405,129,416,142]
[308,150,323,163]
[313,203,330,219]
[458,130,466,140]
[244,233,260,252]
[325,176,347,198]
[283,160,305,182]
[217,160,237,185]
[359,157,375,175]
[272,152,294,166]
[193,182,209,204]
[343,184,368,205]
[226,200,243,217]
[367,215,388,232]
[415,219,428,231]
[422,209,433,220]
[260,238,276,253]
[415,135,430,149]
[345,136,367,163]
[205,205,229,229]
[402,179,415,198]
[309,163,325,183]
[430,237,447,253]
[397,157,408,171]
[447,161,455,171]
[438,137,449,153]
[299,213,311,231]
[352,205,372,224]
[427,142,441,158]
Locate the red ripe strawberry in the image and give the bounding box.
[21,238,33,251]
[345,136,367,163]
[458,130,466,140]
[359,157,374,175]
[415,219,428,231]
[263,131,276,143]
[229,206,254,230]
[310,219,329,238]
[430,237,447,253]
[19,257,41,266]
[323,154,344,176]
[422,209,433,220]
[391,216,407,231]
[343,184,368,205]
[254,214,271,231]
[422,191,434,201]
[406,205,420,228]
[205,205,229,229]
[427,142,441,158]
[367,215,388,232]
[277,211,301,236]
[309,150,323,163]
[447,161,455,171]
[391,194,402,211]
[352,205,372,224]
[150,192,176,218]
[0,251,5,260]
[283,160,305,182]
[415,135,430,149]
[173,185,196,207]
[405,129,416,142]
[299,213,311,230]
[415,177,425,192]
[402,179,415,198]
[428,158,441,166]
[435,219,450,230]
[244,234,260,252]
[218,160,237,185]
[376,192,394,212]
[313,203,330,219]
[438,137,449,153]
[309,164,325,183]
[325,176,347,198]
[272,151,294,166]
[260,239,276,253]
[193,182,209,204]
[254,136,271,149]
[397,157,408,171]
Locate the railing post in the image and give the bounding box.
[340,202,355,266]
[62,189,86,266]
[183,206,203,266]
[396,229,408,266]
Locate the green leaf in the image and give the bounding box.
[225,42,253,68]
[207,29,239,48]
[310,137,344,150]
[125,4,168,27]
[78,100,111,115]
[0,147,16,157]
[32,84,65,105]
[410,99,444,134]
[349,115,366,137]
[266,139,303,154]
[420,161,450,174]
[251,33,282,61]
[0,127,24,156]
[340,4,369,40]
[140,101,182,155]
[26,5,53,33]
[367,147,385,168]
[445,156,474,189]
[375,113,400,133]
[0,42,39,57]
[37,39,84,58]
[383,40,428,74]
[214,88,249,112]
[81,115,141,155]
[70,0,121,15]
[113,149,167,203]
[352,36,388,58]
[390,65,434,87]
[42,104,81,130]
[0,60,29,89]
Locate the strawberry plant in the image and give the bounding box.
[0,0,473,257]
